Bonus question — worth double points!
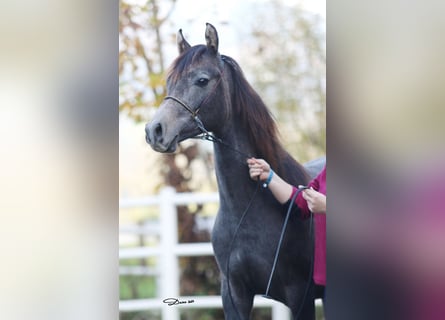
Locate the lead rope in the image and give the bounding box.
[294,209,314,319]
[262,189,301,299]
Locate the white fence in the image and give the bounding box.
[120,187,320,319]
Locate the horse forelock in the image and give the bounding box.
[222,55,309,182]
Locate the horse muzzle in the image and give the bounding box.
[145,121,179,153]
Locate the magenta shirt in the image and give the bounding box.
[291,165,326,286]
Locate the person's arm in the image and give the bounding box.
[247,158,293,204]
[248,158,327,215]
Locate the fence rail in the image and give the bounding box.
[119,295,292,318]
[120,187,320,320]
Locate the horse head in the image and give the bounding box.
[145,23,229,153]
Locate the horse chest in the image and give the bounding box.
[211,203,279,262]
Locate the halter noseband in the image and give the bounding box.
[164,95,210,136]
[164,96,200,118]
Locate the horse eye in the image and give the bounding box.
[196,78,209,87]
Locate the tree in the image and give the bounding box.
[239,0,326,162]
[119,2,221,319]
[119,0,177,121]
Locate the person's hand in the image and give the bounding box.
[302,188,326,213]
[247,158,270,181]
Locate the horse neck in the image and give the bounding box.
[212,118,259,206]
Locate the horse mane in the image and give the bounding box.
[221,55,309,183]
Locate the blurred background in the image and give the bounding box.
[119,0,325,319]
[1,0,443,319]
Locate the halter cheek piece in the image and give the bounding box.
[164,67,224,137]
[165,76,253,159]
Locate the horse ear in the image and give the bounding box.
[177,29,191,54]
[205,23,219,54]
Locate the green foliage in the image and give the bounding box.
[316,303,325,320]
[120,275,157,300]
[120,310,161,320]
[178,307,271,320]
[179,308,225,320]
[119,259,158,300]
[119,0,176,122]
[179,256,220,296]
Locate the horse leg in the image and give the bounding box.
[221,276,254,320]
[292,297,315,320]
[286,282,315,320]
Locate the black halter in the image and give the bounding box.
[164,66,224,137]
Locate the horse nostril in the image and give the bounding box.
[154,123,163,140]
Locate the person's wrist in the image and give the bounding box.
[262,169,274,188]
